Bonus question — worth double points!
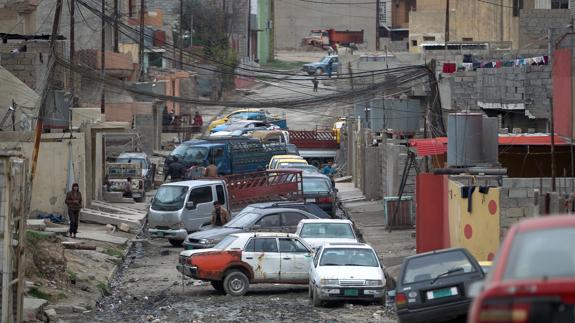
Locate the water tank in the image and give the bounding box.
[384,99,423,135]
[447,113,483,167]
[481,117,499,166]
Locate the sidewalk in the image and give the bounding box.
[337,182,416,279]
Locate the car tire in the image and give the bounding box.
[210,281,225,293]
[223,270,249,296]
[312,285,322,307]
[168,239,183,247]
[315,68,324,75]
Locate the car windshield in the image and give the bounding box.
[319,248,379,267]
[224,212,261,228]
[151,186,188,211]
[402,250,476,284]
[503,227,575,280]
[171,145,208,164]
[303,178,331,193]
[116,157,147,168]
[214,235,238,250]
[300,223,355,239]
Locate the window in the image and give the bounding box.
[551,0,569,9]
[148,52,163,68]
[210,147,224,160]
[319,248,379,267]
[411,39,418,46]
[245,238,278,252]
[188,186,212,204]
[462,37,473,42]
[504,227,575,280]
[313,246,323,266]
[279,238,309,253]
[151,186,188,211]
[216,185,225,205]
[403,250,476,284]
[300,223,355,239]
[255,214,281,227]
[281,212,307,227]
[423,36,435,42]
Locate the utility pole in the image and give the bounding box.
[138,0,145,81]
[444,0,450,49]
[247,0,251,58]
[269,0,275,61]
[179,0,183,69]
[548,28,556,191]
[69,0,75,92]
[113,0,119,52]
[100,0,106,114]
[376,0,380,51]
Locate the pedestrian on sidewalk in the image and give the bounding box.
[312,76,319,92]
[211,201,230,226]
[65,183,82,238]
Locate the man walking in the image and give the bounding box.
[312,76,319,92]
[211,201,230,226]
[327,59,334,78]
[65,183,82,238]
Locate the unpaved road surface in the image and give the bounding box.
[68,239,397,323]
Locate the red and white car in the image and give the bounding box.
[468,215,575,323]
[177,232,313,296]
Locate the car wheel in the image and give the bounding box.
[223,270,249,296]
[315,68,324,75]
[210,281,225,293]
[312,285,322,307]
[168,239,183,247]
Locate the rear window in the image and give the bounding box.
[503,227,575,280]
[402,250,476,284]
[300,223,355,239]
[302,178,330,193]
[319,248,379,267]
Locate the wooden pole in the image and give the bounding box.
[179,0,183,69]
[139,0,145,81]
[114,0,119,53]
[100,0,106,114]
[376,0,380,51]
[444,0,450,49]
[69,0,75,90]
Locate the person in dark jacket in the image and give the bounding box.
[167,156,185,182]
[65,183,82,238]
[211,201,230,226]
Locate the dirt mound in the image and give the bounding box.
[25,231,68,287]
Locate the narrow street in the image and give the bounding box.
[77,239,396,323]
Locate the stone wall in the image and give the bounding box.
[519,9,572,49]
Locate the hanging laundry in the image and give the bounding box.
[495,61,502,68]
[463,54,474,63]
[462,62,474,71]
[442,63,456,73]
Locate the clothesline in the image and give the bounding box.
[442,55,550,73]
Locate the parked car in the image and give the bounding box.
[183,207,319,249]
[302,55,339,75]
[309,242,386,307]
[271,158,309,170]
[208,109,287,132]
[268,155,304,169]
[236,201,331,220]
[278,164,320,174]
[395,248,485,323]
[211,120,278,134]
[116,152,155,190]
[177,232,313,296]
[468,215,575,323]
[296,219,358,249]
[301,172,338,217]
[105,162,146,202]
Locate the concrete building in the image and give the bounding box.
[274,0,378,51]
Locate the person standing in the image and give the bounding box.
[312,76,319,92]
[204,162,218,178]
[123,177,133,198]
[327,59,334,78]
[211,201,230,226]
[167,156,185,182]
[65,183,82,238]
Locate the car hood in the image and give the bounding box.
[316,266,384,281]
[180,248,221,257]
[186,227,243,240]
[302,238,358,248]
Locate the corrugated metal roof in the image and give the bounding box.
[409,135,570,157]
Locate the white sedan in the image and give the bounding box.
[296,219,358,249]
[309,242,386,307]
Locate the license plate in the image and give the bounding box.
[426,287,458,300]
[344,289,359,296]
[305,198,315,203]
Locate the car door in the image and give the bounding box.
[182,185,214,230]
[252,213,282,232]
[278,237,313,281]
[242,238,281,281]
[281,212,309,233]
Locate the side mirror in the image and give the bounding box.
[468,281,484,298]
[186,201,196,210]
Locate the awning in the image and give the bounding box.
[409,135,570,157]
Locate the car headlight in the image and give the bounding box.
[320,279,339,286]
[199,239,216,245]
[366,279,383,286]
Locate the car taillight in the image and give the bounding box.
[317,197,332,204]
[478,300,530,323]
[395,292,407,308]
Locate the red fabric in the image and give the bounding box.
[442,63,456,73]
[495,61,502,68]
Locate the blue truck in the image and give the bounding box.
[164,138,289,176]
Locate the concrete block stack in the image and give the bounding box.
[519,9,572,49]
